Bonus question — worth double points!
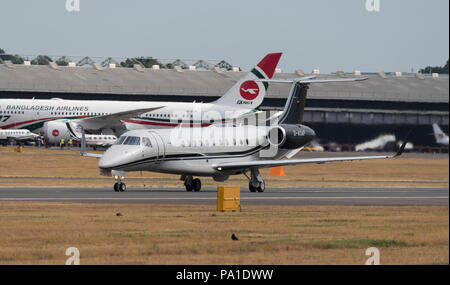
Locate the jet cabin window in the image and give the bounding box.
[123,136,141,146]
[114,136,127,145]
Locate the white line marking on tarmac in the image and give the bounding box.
[0,197,448,201]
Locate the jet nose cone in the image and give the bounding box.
[98,156,113,169]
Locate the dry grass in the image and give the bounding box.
[0,147,448,188]
[0,203,447,265]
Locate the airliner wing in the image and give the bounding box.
[76,106,164,130]
[213,142,407,171]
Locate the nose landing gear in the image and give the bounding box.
[113,174,126,192]
[113,182,126,192]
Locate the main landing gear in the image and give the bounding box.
[182,175,202,192]
[246,168,265,193]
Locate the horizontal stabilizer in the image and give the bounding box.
[256,77,368,84]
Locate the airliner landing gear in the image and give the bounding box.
[182,175,202,192]
[246,168,265,192]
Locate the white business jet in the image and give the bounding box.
[81,76,407,192]
[0,129,41,146]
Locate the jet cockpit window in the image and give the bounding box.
[123,136,141,146]
[114,136,127,145]
[142,137,152,147]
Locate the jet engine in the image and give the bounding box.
[43,120,71,144]
[267,124,316,149]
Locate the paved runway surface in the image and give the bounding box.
[0,187,447,206]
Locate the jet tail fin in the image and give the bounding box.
[432,123,447,143]
[213,53,282,108]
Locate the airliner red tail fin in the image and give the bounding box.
[214,52,282,108]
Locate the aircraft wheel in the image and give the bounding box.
[119,183,126,192]
[185,185,193,192]
[193,178,201,192]
[114,183,119,192]
[256,181,265,193]
[249,183,257,192]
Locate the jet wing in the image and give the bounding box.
[75,106,164,130]
[213,142,407,172]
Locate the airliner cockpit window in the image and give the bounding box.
[114,136,127,145]
[142,137,152,147]
[123,136,141,146]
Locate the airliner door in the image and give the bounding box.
[148,132,166,163]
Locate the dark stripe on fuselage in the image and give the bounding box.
[105,145,268,170]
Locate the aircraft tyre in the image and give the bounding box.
[249,183,257,192]
[114,183,119,192]
[256,181,265,192]
[193,178,201,192]
[119,183,126,192]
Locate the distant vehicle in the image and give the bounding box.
[0,129,41,146]
[432,124,449,146]
[303,140,324,152]
[326,142,341,152]
[355,134,397,152]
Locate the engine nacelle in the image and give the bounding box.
[43,120,71,144]
[268,124,316,149]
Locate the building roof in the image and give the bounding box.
[0,64,448,103]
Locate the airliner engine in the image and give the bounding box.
[43,120,70,144]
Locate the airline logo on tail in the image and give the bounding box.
[215,52,282,107]
[240,81,260,100]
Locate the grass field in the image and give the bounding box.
[0,146,448,264]
[0,146,448,188]
[0,203,447,265]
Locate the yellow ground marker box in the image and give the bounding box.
[217,186,241,212]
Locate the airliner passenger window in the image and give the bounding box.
[142,137,152,147]
[124,136,140,145]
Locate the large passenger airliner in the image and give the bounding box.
[0,53,282,144]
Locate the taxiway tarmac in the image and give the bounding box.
[0,187,447,206]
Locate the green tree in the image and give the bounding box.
[31,55,53,65]
[0,48,25,64]
[419,59,449,74]
[120,57,164,68]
